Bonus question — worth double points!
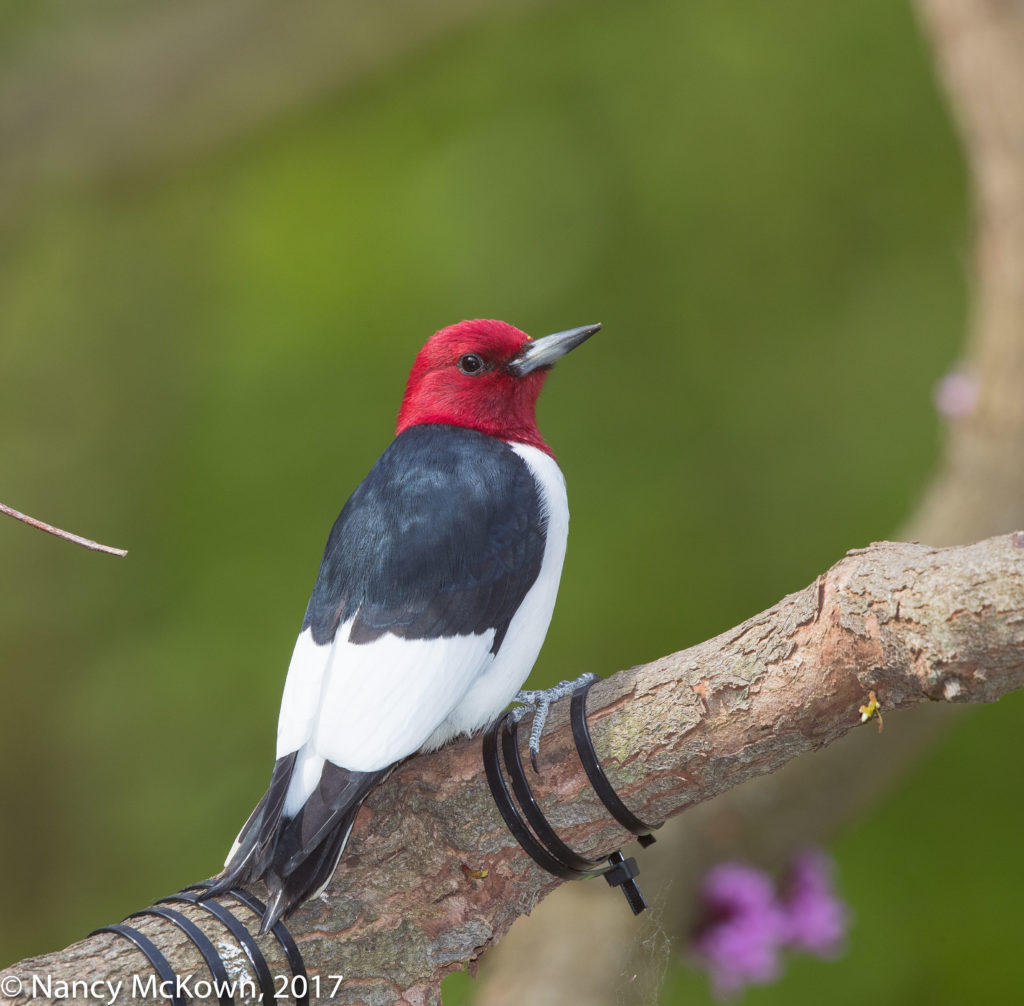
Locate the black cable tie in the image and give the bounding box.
[484,710,587,880]
[484,707,654,914]
[570,675,663,838]
[158,890,275,1006]
[500,714,608,876]
[218,887,310,1006]
[89,924,186,1006]
[126,906,234,1006]
[603,851,648,915]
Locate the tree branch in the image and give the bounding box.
[0,501,127,557]
[4,533,1023,1004]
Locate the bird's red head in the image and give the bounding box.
[396,319,599,455]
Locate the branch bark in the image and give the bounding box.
[3,532,1023,1005]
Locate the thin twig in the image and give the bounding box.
[0,500,127,556]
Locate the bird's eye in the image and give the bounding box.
[457,353,486,376]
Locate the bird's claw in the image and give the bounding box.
[512,673,599,772]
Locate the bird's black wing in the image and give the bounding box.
[302,423,548,654]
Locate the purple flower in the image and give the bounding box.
[691,863,787,998]
[780,849,848,957]
[690,851,849,999]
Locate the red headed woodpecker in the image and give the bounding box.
[207,318,600,932]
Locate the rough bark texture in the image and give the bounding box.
[3,532,1023,1005]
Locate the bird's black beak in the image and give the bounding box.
[507,323,601,377]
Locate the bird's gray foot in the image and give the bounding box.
[512,672,599,771]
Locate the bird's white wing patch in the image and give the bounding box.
[276,628,333,757]
[310,622,497,773]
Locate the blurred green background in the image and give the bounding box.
[2,0,1020,1002]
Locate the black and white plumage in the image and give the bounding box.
[206,319,598,932]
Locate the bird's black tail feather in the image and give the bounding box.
[202,753,387,934]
